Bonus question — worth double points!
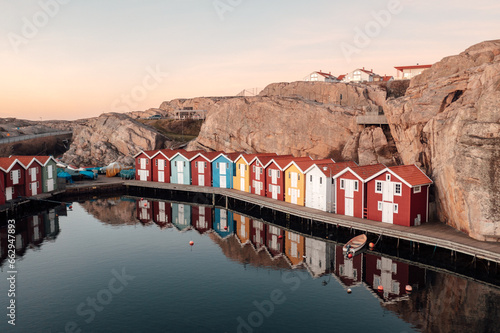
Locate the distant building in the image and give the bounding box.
[172,109,207,120]
[303,71,338,82]
[394,64,432,80]
[342,68,379,83]
[373,74,394,82]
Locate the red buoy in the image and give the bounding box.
[224,226,228,230]
[347,253,353,259]
[405,285,413,293]
[377,285,384,292]
[347,288,352,294]
[369,242,375,248]
[189,241,194,246]
[69,205,73,209]
[278,235,283,239]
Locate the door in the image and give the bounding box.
[291,172,298,188]
[198,174,205,186]
[48,165,53,179]
[382,181,394,202]
[32,183,38,196]
[140,170,147,181]
[345,179,355,198]
[30,168,36,182]
[140,158,146,170]
[47,179,54,192]
[6,187,13,201]
[345,197,354,216]
[382,202,393,224]
[240,178,245,192]
[177,161,184,184]
[220,162,226,188]
[158,171,165,182]
[198,161,204,174]
[158,201,166,222]
[158,159,164,171]
[239,164,245,177]
[255,182,261,195]
[198,208,206,229]
[256,167,260,181]
[12,170,19,185]
[291,189,298,204]
[272,185,278,200]
[220,209,227,230]
[271,170,278,184]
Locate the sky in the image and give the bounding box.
[0,0,499,120]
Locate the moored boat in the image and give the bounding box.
[343,234,367,256]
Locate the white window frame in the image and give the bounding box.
[277,170,280,178]
[394,183,402,196]
[375,181,382,193]
[378,202,382,211]
[413,186,421,194]
[340,179,345,189]
[354,180,359,191]
[386,174,391,181]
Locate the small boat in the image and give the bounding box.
[343,234,367,256]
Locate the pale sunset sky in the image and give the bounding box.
[0,0,498,120]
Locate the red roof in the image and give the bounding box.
[241,153,276,164]
[258,155,293,167]
[315,71,336,79]
[382,75,393,81]
[314,161,358,177]
[337,74,346,81]
[271,157,311,170]
[155,149,186,159]
[394,64,432,71]
[293,159,334,173]
[388,165,432,186]
[350,164,386,180]
[197,151,224,162]
[11,155,52,166]
[225,152,245,162]
[0,157,20,172]
[179,150,205,160]
[13,156,43,168]
[359,68,375,75]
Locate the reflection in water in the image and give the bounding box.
[12,197,499,333]
[0,206,62,267]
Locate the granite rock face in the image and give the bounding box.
[62,113,167,167]
[385,40,500,241]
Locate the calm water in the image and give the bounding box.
[1,197,499,333]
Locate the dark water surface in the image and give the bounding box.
[1,197,499,333]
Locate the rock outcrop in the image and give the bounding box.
[386,40,500,241]
[189,82,395,163]
[62,113,167,167]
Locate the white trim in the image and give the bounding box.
[394,182,402,196]
[413,186,421,193]
[378,201,382,211]
[375,180,383,194]
[340,179,345,189]
[426,186,429,223]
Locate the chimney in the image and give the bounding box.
[371,69,373,72]
[363,67,365,70]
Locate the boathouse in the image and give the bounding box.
[264,156,310,201]
[151,149,183,183]
[170,151,201,185]
[250,219,267,250]
[284,159,333,206]
[137,199,153,224]
[284,230,305,267]
[134,150,157,181]
[250,155,292,197]
[233,153,276,193]
[172,203,192,231]
[38,156,58,193]
[234,213,251,244]
[266,224,285,257]
[213,208,234,238]
[0,157,26,201]
[334,164,386,218]
[365,165,432,226]
[16,156,44,197]
[211,153,239,189]
[190,151,220,187]
[192,206,213,234]
[304,161,357,212]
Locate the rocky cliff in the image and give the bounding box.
[189,83,397,164]
[386,40,500,241]
[62,112,167,167]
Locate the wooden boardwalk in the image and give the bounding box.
[124,180,500,263]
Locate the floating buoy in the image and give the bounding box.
[224,226,228,230]
[56,214,58,217]
[369,242,375,248]
[377,285,384,292]
[141,198,143,200]
[144,203,147,207]
[69,205,72,209]
[347,253,353,259]
[278,235,283,239]
[347,288,352,294]
[189,241,194,246]
[405,285,413,293]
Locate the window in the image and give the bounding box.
[204,162,207,168]
[195,161,198,168]
[29,183,32,190]
[354,180,359,191]
[183,161,186,167]
[288,172,291,179]
[216,162,219,169]
[394,204,399,213]
[146,159,149,164]
[340,179,345,189]
[227,164,229,169]
[269,184,272,191]
[245,165,247,170]
[253,165,255,173]
[260,168,263,174]
[310,175,313,182]
[298,174,300,181]
[277,170,280,178]
[320,177,323,185]
[386,174,391,181]
[10,171,13,180]
[413,186,421,193]
[378,202,382,211]
[375,181,382,193]
[394,183,402,195]
[155,159,158,166]
[269,169,272,177]
[174,161,177,167]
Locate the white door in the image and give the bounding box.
[6,187,13,201]
[178,204,185,224]
[345,197,354,216]
[12,170,19,185]
[256,167,260,181]
[198,208,206,228]
[382,202,393,224]
[240,178,245,192]
[220,162,226,188]
[255,182,261,195]
[140,170,147,181]
[30,168,37,182]
[271,170,278,184]
[158,201,166,222]
[158,159,165,171]
[220,209,227,230]
[272,185,278,199]
[32,183,38,196]
[47,179,54,192]
[47,165,53,179]
[198,162,204,174]
[382,181,394,202]
[140,158,146,170]
[291,189,298,204]
[198,174,205,186]
[177,161,184,184]
[345,179,355,198]
[239,164,245,177]
[158,171,165,182]
[291,172,298,188]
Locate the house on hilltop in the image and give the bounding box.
[303,71,338,83]
[394,64,432,80]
